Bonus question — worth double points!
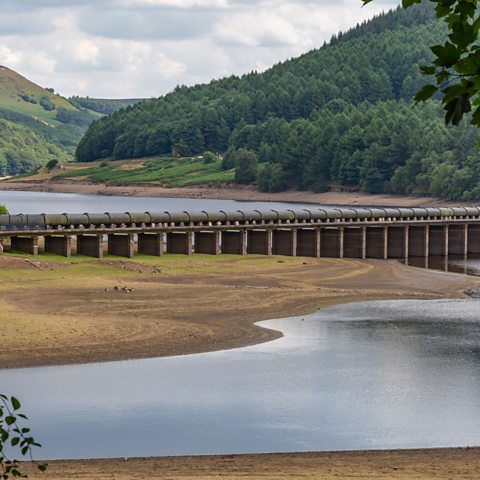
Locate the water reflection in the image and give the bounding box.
[2,299,480,459]
[402,255,480,276]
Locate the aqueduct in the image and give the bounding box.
[0,206,479,259]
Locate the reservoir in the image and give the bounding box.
[0,190,318,213]
[1,299,480,460]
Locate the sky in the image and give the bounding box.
[0,0,399,99]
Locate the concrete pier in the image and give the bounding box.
[449,224,468,255]
[77,234,103,258]
[468,225,480,254]
[297,229,320,257]
[321,228,343,258]
[247,230,272,255]
[365,227,388,259]
[222,231,247,255]
[195,231,221,255]
[387,226,406,258]
[108,233,134,258]
[167,232,193,255]
[409,226,429,257]
[10,236,38,255]
[138,233,164,256]
[45,235,72,257]
[428,226,447,256]
[343,227,364,258]
[272,229,297,256]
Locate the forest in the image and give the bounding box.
[75,3,480,201]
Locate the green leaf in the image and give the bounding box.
[419,66,436,75]
[414,84,437,102]
[10,398,20,412]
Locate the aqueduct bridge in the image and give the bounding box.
[1,206,480,259]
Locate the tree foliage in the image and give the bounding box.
[75,3,480,200]
[0,395,46,479]
[363,0,480,126]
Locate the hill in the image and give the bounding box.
[75,3,480,201]
[68,96,144,115]
[0,66,103,175]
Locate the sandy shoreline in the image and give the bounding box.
[0,254,476,369]
[0,178,474,207]
[22,448,480,479]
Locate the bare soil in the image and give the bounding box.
[22,448,480,479]
[0,254,475,369]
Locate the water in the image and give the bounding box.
[0,190,318,214]
[2,299,480,460]
[406,255,480,277]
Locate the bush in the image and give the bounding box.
[40,96,55,112]
[0,204,7,214]
[46,159,59,170]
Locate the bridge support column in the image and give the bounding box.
[45,235,72,257]
[0,238,4,254]
[408,226,429,257]
[387,226,406,258]
[468,225,480,254]
[108,233,134,258]
[343,227,363,258]
[167,232,193,255]
[428,226,448,256]
[273,229,297,256]
[77,234,103,258]
[247,230,272,255]
[138,233,164,256]
[449,224,468,255]
[366,227,387,259]
[196,231,221,255]
[222,230,247,255]
[321,228,342,258]
[297,229,319,257]
[403,226,409,258]
[10,236,38,255]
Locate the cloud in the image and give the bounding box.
[0,0,402,97]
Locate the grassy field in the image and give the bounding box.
[37,155,236,186]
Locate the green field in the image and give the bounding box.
[53,156,235,186]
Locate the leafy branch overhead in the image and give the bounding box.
[364,0,480,125]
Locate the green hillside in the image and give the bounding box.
[0,118,70,176]
[0,66,101,174]
[0,65,75,124]
[75,3,480,201]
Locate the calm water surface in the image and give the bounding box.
[2,299,480,460]
[0,190,317,214]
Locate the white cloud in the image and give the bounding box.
[0,0,401,97]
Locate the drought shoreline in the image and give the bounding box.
[22,447,480,479]
[0,178,474,207]
[2,254,479,479]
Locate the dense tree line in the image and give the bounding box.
[69,96,144,115]
[75,3,480,201]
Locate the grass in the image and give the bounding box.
[52,156,235,186]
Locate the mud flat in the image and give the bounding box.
[0,254,476,369]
